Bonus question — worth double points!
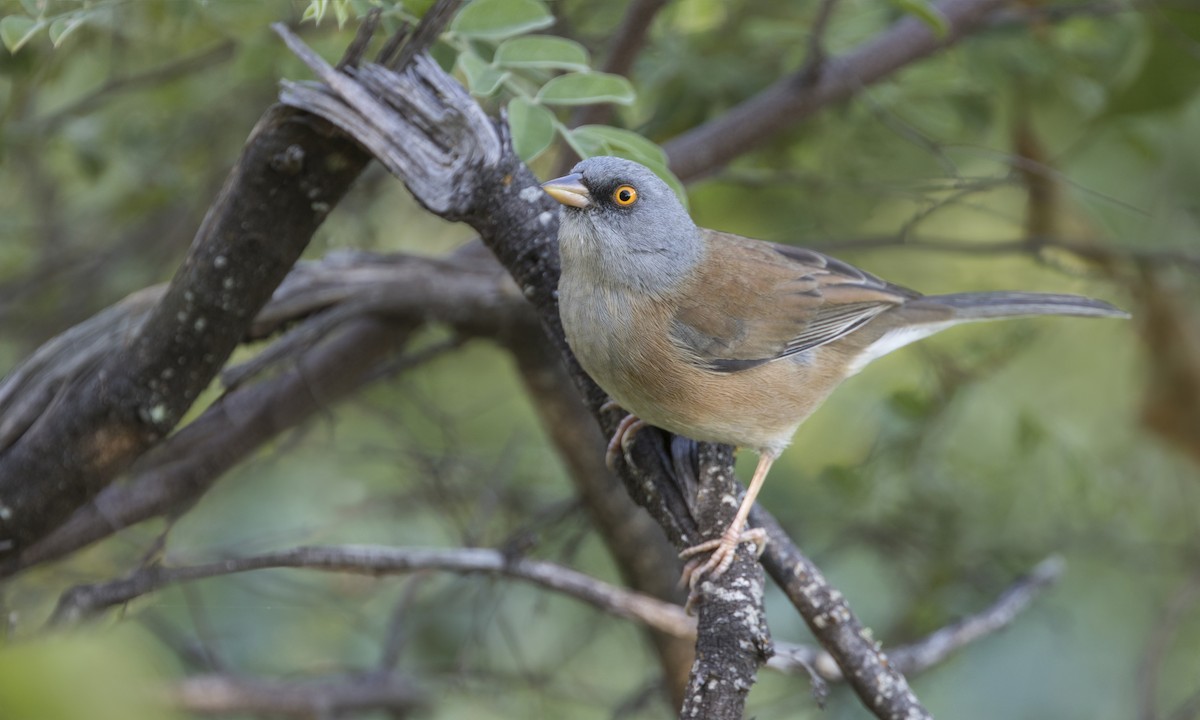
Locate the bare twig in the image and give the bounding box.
[768,555,1066,679]
[798,0,840,86]
[50,545,698,639]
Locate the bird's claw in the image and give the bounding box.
[604,413,646,471]
[679,527,768,614]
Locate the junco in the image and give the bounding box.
[542,156,1128,593]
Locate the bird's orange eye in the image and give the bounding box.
[613,185,638,206]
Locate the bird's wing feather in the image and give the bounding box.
[668,230,915,373]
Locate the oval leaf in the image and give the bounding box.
[0,16,43,53]
[451,0,554,40]
[565,126,685,205]
[495,35,589,71]
[48,16,86,47]
[570,125,666,165]
[536,72,635,106]
[457,49,509,96]
[507,97,556,161]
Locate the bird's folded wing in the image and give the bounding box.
[668,231,913,373]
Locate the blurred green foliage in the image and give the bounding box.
[1,0,1198,718]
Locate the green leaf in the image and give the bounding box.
[888,0,949,38]
[536,72,635,106]
[48,16,86,48]
[0,16,44,53]
[301,0,328,24]
[457,49,509,96]
[565,125,686,205]
[507,97,556,161]
[569,125,665,165]
[495,35,589,71]
[451,0,554,40]
[333,0,352,28]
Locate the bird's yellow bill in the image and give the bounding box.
[542,173,591,208]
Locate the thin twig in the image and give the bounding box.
[798,0,840,86]
[50,545,698,639]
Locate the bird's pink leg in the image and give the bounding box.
[679,451,775,607]
[604,411,646,470]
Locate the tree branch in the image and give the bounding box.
[755,507,932,719]
[569,0,671,129]
[768,555,1066,680]
[0,105,371,560]
[6,249,530,573]
[664,0,1010,181]
[51,544,697,638]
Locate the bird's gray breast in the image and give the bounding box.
[558,272,639,392]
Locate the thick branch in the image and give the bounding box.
[0,106,371,559]
[664,0,1009,181]
[8,249,529,573]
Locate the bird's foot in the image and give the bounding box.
[679,525,768,614]
[604,413,646,471]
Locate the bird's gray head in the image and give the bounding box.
[542,156,701,296]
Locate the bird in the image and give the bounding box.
[542,155,1128,596]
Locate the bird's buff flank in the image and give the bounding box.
[543,156,1128,606]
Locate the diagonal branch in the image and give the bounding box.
[755,507,931,719]
[0,105,371,562]
[663,0,1010,181]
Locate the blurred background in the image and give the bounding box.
[0,0,1198,718]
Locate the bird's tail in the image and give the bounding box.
[914,291,1130,321]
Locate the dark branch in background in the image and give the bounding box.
[569,0,670,129]
[664,0,1010,181]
